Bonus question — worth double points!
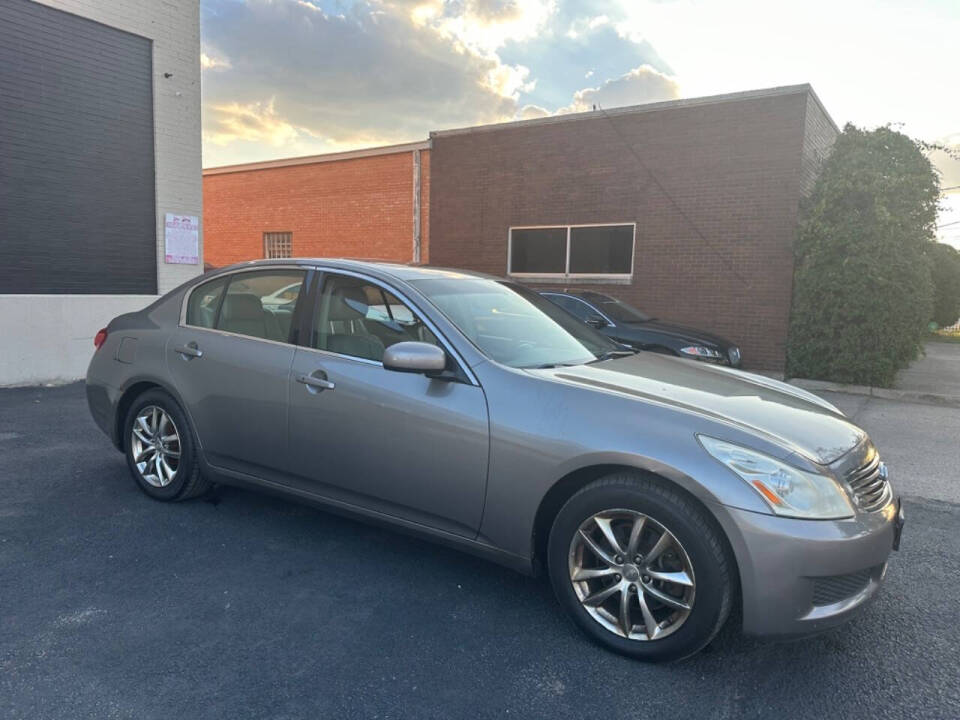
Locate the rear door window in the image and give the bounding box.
[214,270,306,343]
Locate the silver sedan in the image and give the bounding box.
[86,259,903,661]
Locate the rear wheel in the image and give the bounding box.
[123,389,211,501]
[547,472,733,662]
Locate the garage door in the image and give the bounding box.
[0,0,156,294]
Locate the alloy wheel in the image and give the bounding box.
[568,509,696,641]
[130,405,181,488]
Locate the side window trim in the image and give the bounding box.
[211,275,231,330]
[292,269,321,348]
[306,267,479,386]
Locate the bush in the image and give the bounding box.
[928,241,960,328]
[787,125,938,387]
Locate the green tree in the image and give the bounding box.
[928,242,960,327]
[787,124,938,386]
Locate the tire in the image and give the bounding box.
[547,471,734,662]
[123,389,211,502]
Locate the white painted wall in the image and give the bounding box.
[0,296,156,386]
[0,0,202,386]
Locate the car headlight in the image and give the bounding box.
[680,345,721,359]
[698,436,854,519]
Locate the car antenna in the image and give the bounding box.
[595,104,754,289]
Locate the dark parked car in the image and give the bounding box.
[541,290,741,367]
[86,260,902,662]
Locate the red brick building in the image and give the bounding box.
[203,85,837,371]
[203,140,430,267]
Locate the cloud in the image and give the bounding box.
[200,51,231,71]
[413,0,556,54]
[561,64,679,113]
[566,14,610,39]
[204,98,315,147]
[199,0,683,166]
[497,2,673,110]
[201,0,535,165]
[519,104,550,120]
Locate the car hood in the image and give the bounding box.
[527,353,864,465]
[617,319,733,348]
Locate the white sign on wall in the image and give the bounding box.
[164,213,199,264]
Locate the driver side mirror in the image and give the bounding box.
[383,341,447,376]
[586,315,608,329]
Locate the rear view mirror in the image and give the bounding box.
[587,315,608,329]
[382,341,447,376]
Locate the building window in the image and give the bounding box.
[508,224,634,279]
[264,232,293,259]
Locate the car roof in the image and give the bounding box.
[208,258,501,283]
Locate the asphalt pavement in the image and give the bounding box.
[1,383,958,719]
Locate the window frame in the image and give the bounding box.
[507,222,636,281]
[263,231,293,259]
[179,265,309,347]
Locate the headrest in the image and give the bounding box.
[221,293,265,321]
[326,285,370,321]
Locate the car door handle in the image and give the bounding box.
[174,342,203,359]
[296,373,335,391]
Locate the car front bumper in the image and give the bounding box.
[717,497,901,637]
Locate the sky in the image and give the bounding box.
[199,0,960,247]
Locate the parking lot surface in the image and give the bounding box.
[1,383,958,719]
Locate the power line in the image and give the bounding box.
[595,105,754,288]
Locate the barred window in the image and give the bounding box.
[264,232,293,259]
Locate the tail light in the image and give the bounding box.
[93,327,108,350]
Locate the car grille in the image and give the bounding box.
[811,567,876,606]
[845,450,892,512]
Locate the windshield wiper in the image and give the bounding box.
[524,361,583,369]
[587,349,638,364]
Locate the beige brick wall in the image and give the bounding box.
[33,0,203,293]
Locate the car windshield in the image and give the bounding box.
[409,277,620,368]
[580,292,652,323]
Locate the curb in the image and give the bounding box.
[789,378,960,409]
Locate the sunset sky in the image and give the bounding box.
[199,0,960,247]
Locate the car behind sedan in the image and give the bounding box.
[541,290,742,366]
[86,260,902,662]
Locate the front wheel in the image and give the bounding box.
[547,472,734,662]
[123,389,211,501]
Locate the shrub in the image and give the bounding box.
[787,125,938,387]
[928,241,960,328]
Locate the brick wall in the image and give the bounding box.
[429,87,836,371]
[203,147,429,267]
